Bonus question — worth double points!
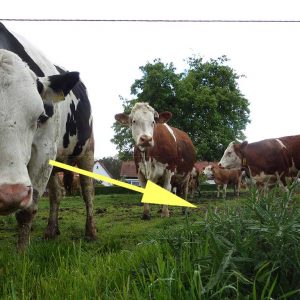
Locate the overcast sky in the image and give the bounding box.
[2,0,300,158]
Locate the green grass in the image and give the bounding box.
[1,187,300,299]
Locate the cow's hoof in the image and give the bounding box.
[161,214,170,218]
[141,214,151,220]
[44,227,60,239]
[85,233,97,241]
[181,209,190,216]
[85,229,97,241]
[85,222,97,241]
[17,242,28,252]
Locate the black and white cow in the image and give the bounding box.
[0,22,96,249]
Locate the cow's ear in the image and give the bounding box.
[37,71,79,102]
[238,141,248,154]
[115,113,131,125]
[155,111,172,123]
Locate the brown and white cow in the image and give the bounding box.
[188,166,200,200]
[115,102,196,219]
[202,165,242,198]
[278,135,300,177]
[218,138,291,189]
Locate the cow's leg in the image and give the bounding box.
[216,185,220,198]
[138,173,150,220]
[223,184,227,199]
[233,184,236,196]
[44,174,61,239]
[16,190,38,251]
[161,170,173,217]
[237,176,241,197]
[181,173,191,215]
[276,172,289,192]
[77,151,97,240]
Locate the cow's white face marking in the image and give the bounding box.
[0,51,44,181]
[130,103,156,149]
[219,142,242,169]
[202,165,214,179]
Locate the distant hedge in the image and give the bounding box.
[94,185,139,195]
[94,183,216,195]
[200,183,217,191]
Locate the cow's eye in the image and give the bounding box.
[132,120,136,124]
[37,112,49,127]
[227,151,231,156]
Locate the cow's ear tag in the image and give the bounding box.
[53,90,65,102]
[242,158,247,166]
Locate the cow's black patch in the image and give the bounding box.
[0,22,44,77]
[55,66,92,157]
[37,103,54,124]
[0,23,55,123]
[36,79,44,94]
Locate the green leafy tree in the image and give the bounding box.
[99,156,122,179]
[112,56,250,161]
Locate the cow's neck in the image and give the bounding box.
[237,152,251,178]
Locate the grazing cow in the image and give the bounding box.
[115,102,196,219]
[202,165,242,198]
[188,167,200,200]
[218,139,291,189]
[0,22,96,248]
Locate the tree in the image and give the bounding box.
[112,56,250,161]
[99,156,122,179]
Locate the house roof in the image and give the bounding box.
[120,161,137,178]
[194,161,209,171]
[194,161,218,171]
[94,160,113,178]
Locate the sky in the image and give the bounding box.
[2,0,300,159]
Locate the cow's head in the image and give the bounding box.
[218,141,248,169]
[115,102,172,150]
[202,165,214,179]
[0,50,79,215]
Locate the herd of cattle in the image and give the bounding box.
[1,22,300,249]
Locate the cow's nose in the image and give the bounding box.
[0,184,32,209]
[139,135,152,144]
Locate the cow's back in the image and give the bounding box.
[172,127,196,174]
[214,168,241,185]
[279,135,300,171]
[245,139,290,176]
[55,67,93,161]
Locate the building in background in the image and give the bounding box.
[93,160,113,186]
[120,161,140,186]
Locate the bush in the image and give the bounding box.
[148,184,300,299]
[94,185,138,195]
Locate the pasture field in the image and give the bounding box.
[1,186,300,299]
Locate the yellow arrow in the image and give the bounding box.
[49,160,196,208]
